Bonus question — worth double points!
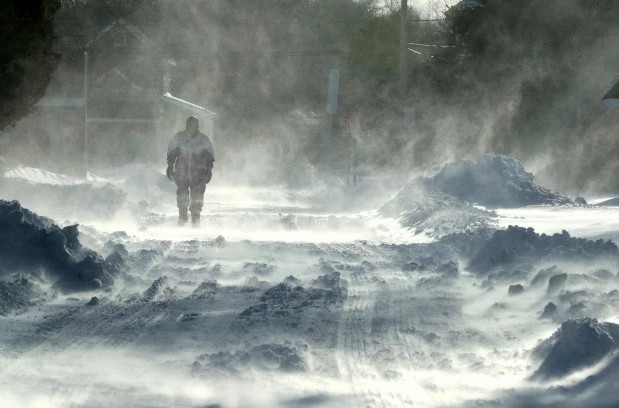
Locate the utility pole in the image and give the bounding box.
[399,0,408,105]
[326,68,340,143]
[83,50,89,178]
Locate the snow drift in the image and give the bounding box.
[495,319,619,408]
[0,200,116,293]
[192,342,309,376]
[381,183,497,238]
[465,226,618,274]
[239,271,347,325]
[0,275,40,315]
[532,318,619,380]
[422,154,573,208]
[382,154,577,237]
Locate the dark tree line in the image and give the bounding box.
[422,0,619,191]
[0,0,61,131]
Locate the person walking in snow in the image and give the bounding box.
[166,116,215,227]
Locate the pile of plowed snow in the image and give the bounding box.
[0,166,125,221]
[0,200,116,294]
[497,319,619,408]
[382,154,576,237]
[423,154,573,208]
[0,276,40,315]
[193,342,310,376]
[461,226,618,274]
[381,184,497,238]
[532,318,619,380]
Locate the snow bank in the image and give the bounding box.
[3,166,108,186]
[240,280,345,320]
[381,154,575,237]
[239,271,347,337]
[381,183,497,238]
[0,167,125,221]
[422,154,573,208]
[0,200,116,293]
[532,318,619,380]
[466,226,617,274]
[498,319,619,407]
[192,342,309,376]
[0,276,40,315]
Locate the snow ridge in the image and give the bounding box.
[0,200,115,293]
[422,154,573,208]
[382,154,577,238]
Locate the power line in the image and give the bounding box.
[194,51,350,56]
[408,42,456,48]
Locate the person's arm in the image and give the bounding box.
[201,134,215,169]
[166,134,180,180]
[199,135,215,183]
[205,135,215,163]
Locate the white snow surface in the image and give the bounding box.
[0,166,125,221]
[0,163,618,408]
[497,205,619,243]
[4,166,109,186]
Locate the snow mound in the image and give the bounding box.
[381,183,497,238]
[243,262,276,277]
[466,226,618,274]
[532,318,619,380]
[0,275,40,315]
[422,154,573,208]
[191,280,220,298]
[0,200,115,293]
[143,276,169,301]
[240,282,343,319]
[192,342,309,376]
[540,302,557,319]
[239,272,347,335]
[381,154,578,237]
[0,167,125,221]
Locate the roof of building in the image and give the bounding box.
[86,19,175,65]
[160,93,217,117]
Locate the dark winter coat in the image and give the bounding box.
[167,131,215,185]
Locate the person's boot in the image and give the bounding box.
[191,212,200,228]
[178,210,188,227]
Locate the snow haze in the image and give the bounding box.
[0,1,618,407]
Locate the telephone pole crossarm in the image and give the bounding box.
[399,0,408,104]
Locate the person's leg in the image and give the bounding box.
[189,182,206,227]
[176,181,190,226]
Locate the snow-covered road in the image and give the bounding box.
[1,163,618,408]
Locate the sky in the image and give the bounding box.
[379,0,460,18]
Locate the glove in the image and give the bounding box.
[166,165,174,181]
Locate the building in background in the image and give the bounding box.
[4,18,216,177]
